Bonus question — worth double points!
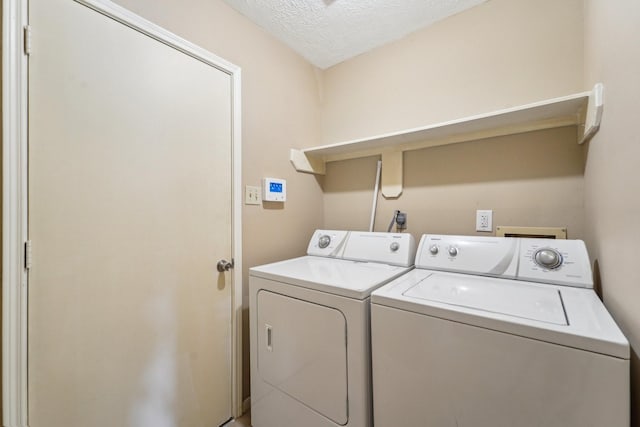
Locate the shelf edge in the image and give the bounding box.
[303,90,591,157]
[579,83,604,144]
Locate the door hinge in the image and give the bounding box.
[24,240,32,270]
[23,25,32,56]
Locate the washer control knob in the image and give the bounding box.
[390,242,400,252]
[448,246,458,257]
[318,234,331,249]
[429,244,439,255]
[534,248,563,269]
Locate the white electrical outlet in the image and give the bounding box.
[245,185,261,205]
[476,210,493,232]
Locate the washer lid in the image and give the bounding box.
[372,270,630,359]
[250,256,412,299]
[403,273,568,325]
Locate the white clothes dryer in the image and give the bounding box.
[250,230,416,427]
[371,235,629,427]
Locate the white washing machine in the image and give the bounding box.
[371,234,629,427]
[249,230,416,427]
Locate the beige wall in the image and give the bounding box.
[321,0,586,241]
[111,0,325,400]
[583,1,640,424]
[324,127,586,238]
[321,0,584,144]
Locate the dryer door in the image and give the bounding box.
[257,290,348,425]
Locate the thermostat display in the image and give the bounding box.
[263,178,286,202]
[269,182,283,193]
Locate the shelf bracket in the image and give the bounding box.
[579,83,604,144]
[381,150,403,198]
[290,149,326,175]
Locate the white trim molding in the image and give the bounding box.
[3,0,30,424]
[2,0,244,423]
[230,66,245,419]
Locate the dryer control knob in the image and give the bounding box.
[429,245,439,255]
[448,246,458,257]
[534,248,563,270]
[390,242,400,252]
[318,235,331,249]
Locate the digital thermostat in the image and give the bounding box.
[262,177,286,202]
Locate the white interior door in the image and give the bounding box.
[28,1,235,426]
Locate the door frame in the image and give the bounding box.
[2,1,244,425]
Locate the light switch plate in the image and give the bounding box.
[245,185,261,205]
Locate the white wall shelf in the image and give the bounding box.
[290,83,603,197]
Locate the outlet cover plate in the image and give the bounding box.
[476,210,493,232]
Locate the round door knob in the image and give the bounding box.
[429,244,439,255]
[390,242,400,252]
[534,248,563,269]
[448,246,458,257]
[318,235,331,249]
[217,259,234,272]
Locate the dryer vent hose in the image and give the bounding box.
[369,160,382,232]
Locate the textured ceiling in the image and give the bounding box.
[223,0,488,69]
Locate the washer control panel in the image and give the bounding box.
[416,235,519,278]
[416,235,593,288]
[533,248,563,269]
[518,238,592,288]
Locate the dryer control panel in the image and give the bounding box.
[307,230,416,267]
[307,230,350,258]
[343,232,416,267]
[416,235,593,288]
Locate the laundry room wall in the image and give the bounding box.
[323,127,585,237]
[111,0,324,401]
[583,0,640,424]
[320,0,586,239]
